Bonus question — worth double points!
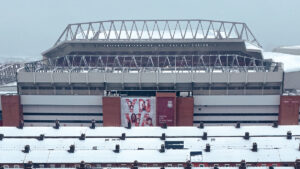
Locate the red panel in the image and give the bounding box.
[102,97,121,126]
[279,96,300,125]
[1,95,23,126]
[0,120,2,126]
[176,97,194,126]
[156,93,176,126]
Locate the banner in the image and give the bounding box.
[156,97,176,126]
[121,97,156,127]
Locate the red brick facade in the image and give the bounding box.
[102,97,121,126]
[176,97,194,126]
[1,95,23,126]
[278,96,300,125]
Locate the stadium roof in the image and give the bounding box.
[52,19,261,47]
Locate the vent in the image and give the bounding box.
[161,123,167,129]
[202,132,207,140]
[159,144,165,153]
[24,161,33,169]
[23,145,30,153]
[0,134,3,141]
[126,121,132,129]
[68,145,75,153]
[114,144,120,153]
[205,144,210,152]
[17,120,24,129]
[37,134,44,141]
[287,131,292,139]
[252,142,257,152]
[90,119,96,129]
[53,120,60,129]
[272,122,278,128]
[79,133,86,140]
[198,122,204,129]
[185,161,192,169]
[239,160,246,169]
[236,122,241,128]
[161,133,166,140]
[79,161,86,169]
[244,132,250,140]
[121,133,126,140]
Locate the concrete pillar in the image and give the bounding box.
[1,95,23,126]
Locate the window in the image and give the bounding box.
[142,164,147,167]
[153,164,158,167]
[178,164,183,167]
[272,164,277,167]
[96,164,102,168]
[199,164,205,167]
[247,164,252,167]
[3,165,9,168]
[86,164,91,168]
[39,164,45,168]
[261,164,267,167]
[167,164,172,167]
[61,164,66,168]
[214,164,219,167]
[107,164,112,167]
[225,164,230,167]
[75,164,80,168]
[50,164,55,168]
[14,165,19,168]
[236,164,240,167]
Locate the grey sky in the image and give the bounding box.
[0,0,299,61]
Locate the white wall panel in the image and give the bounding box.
[194,95,280,106]
[23,105,102,113]
[21,95,102,106]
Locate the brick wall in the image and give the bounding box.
[278,96,300,125]
[102,97,121,126]
[1,95,23,126]
[176,97,194,126]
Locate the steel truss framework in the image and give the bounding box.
[55,19,261,47]
[24,54,280,73]
[0,64,21,84]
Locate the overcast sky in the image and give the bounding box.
[0,0,299,61]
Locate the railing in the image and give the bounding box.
[24,54,281,73]
[0,63,21,85]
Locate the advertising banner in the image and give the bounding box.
[121,97,156,127]
[156,97,176,126]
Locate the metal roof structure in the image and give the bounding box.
[53,20,261,47]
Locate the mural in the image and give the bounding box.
[121,97,156,127]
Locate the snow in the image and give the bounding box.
[263,52,300,72]
[0,126,300,163]
[1,126,300,137]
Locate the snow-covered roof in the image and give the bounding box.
[0,126,300,164]
[0,126,299,137]
[263,52,300,72]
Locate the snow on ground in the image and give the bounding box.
[263,52,300,72]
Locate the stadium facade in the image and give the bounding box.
[0,19,299,127]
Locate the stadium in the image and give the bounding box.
[0,19,299,127]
